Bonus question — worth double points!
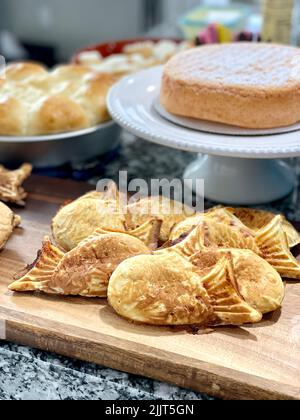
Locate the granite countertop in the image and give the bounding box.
[0,134,299,400]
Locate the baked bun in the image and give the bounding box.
[161,43,300,129]
[5,62,48,82]
[0,63,117,136]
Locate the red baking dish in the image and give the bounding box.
[73,37,183,62]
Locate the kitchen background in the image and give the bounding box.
[0,0,300,401]
[0,0,289,64]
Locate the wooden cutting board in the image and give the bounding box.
[0,175,299,401]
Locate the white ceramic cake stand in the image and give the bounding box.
[107,66,300,205]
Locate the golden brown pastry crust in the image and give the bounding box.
[0,163,32,205]
[170,217,260,259]
[161,43,300,129]
[52,192,192,250]
[95,218,162,251]
[191,249,284,315]
[225,207,300,249]
[169,210,300,281]
[170,207,261,249]
[0,202,21,251]
[10,196,288,329]
[108,252,262,326]
[52,196,127,251]
[0,63,117,136]
[9,232,151,297]
[256,216,300,279]
[126,196,192,243]
[169,207,300,277]
[230,249,284,314]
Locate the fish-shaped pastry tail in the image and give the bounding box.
[282,218,300,249]
[256,216,300,280]
[126,218,162,251]
[225,207,300,249]
[199,255,263,326]
[191,248,284,315]
[95,218,162,250]
[170,217,260,259]
[0,163,32,205]
[9,237,64,292]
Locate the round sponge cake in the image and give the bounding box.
[160,43,300,129]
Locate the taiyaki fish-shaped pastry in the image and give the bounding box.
[205,207,263,239]
[190,249,284,315]
[0,163,32,205]
[108,252,262,326]
[52,185,167,251]
[9,230,151,297]
[256,215,300,280]
[52,194,127,251]
[169,217,261,259]
[0,202,21,251]
[169,207,258,245]
[126,196,193,243]
[171,213,300,281]
[225,207,300,249]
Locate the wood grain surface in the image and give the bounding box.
[0,175,299,400]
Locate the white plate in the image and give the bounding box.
[107,66,300,159]
[154,99,300,137]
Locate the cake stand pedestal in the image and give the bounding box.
[184,155,295,205]
[107,66,300,206]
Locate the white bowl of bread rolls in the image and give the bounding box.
[0,62,121,168]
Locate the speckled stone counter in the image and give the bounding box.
[0,343,209,400]
[0,134,299,400]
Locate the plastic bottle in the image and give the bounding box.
[262,0,295,44]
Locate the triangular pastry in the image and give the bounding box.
[255,215,300,279]
[108,252,262,326]
[9,238,64,293]
[9,232,151,297]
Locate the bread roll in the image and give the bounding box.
[0,62,117,136]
